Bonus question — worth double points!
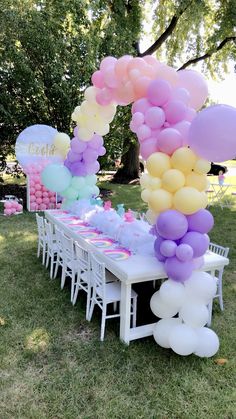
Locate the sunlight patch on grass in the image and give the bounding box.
[0,317,6,326]
[25,328,50,353]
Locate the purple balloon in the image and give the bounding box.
[73,126,78,136]
[176,244,193,262]
[70,161,87,177]
[187,209,214,234]
[71,138,87,153]
[189,104,236,162]
[156,210,188,240]
[98,146,106,156]
[86,161,100,175]
[165,257,193,282]
[67,150,82,163]
[88,134,103,149]
[160,240,177,257]
[83,149,98,163]
[181,232,210,258]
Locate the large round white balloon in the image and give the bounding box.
[159,279,186,307]
[194,327,220,357]
[150,291,180,319]
[169,324,198,356]
[179,302,209,328]
[153,318,182,348]
[185,271,217,304]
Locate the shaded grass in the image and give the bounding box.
[0,187,236,418]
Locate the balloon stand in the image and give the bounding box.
[27,176,58,212]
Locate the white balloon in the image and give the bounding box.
[194,327,220,357]
[169,324,198,356]
[153,318,182,348]
[185,271,217,304]
[150,291,180,319]
[160,279,186,307]
[179,302,209,328]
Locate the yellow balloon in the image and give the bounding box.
[84,86,98,102]
[95,123,110,136]
[53,133,70,149]
[71,106,80,122]
[185,172,208,191]
[140,173,150,189]
[148,189,173,213]
[162,169,185,193]
[146,209,157,224]
[77,127,94,141]
[173,187,205,214]
[194,159,211,174]
[147,152,171,178]
[171,147,197,173]
[149,176,162,190]
[141,189,151,203]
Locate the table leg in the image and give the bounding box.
[120,281,131,344]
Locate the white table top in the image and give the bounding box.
[45,210,229,284]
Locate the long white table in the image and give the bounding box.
[45,210,229,344]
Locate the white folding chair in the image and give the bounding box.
[207,242,229,325]
[60,233,77,302]
[44,220,58,279]
[72,242,92,319]
[35,213,47,265]
[53,226,64,279]
[87,253,138,341]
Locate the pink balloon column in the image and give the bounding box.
[25,164,57,211]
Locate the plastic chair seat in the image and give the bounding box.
[96,281,137,304]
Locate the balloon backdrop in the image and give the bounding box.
[16,54,236,357]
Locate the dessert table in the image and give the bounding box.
[208,183,236,208]
[45,210,229,344]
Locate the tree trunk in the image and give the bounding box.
[112,139,140,184]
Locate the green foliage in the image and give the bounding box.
[0,0,142,164]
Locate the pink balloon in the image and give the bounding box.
[147,79,172,106]
[17,204,23,212]
[114,55,133,80]
[50,196,56,203]
[36,198,43,204]
[173,121,191,146]
[30,195,36,202]
[103,67,118,88]
[129,120,137,133]
[40,203,47,211]
[30,202,37,211]
[140,138,158,160]
[42,191,49,198]
[96,88,112,106]
[189,104,236,162]
[132,98,151,114]
[172,87,190,105]
[30,188,36,195]
[132,112,145,128]
[4,201,12,209]
[100,56,117,72]
[177,69,208,110]
[43,197,50,204]
[157,128,183,155]
[35,191,42,198]
[133,76,151,99]
[145,107,165,129]
[91,70,105,88]
[5,208,12,216]
[30,180,35,187]
[185,107,197,122]
[35,183,41,191]
[164,100,187,124]
[11,207,16,214]
[136,124,152,142]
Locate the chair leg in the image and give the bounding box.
[45,251,50,268]
[54,255,60,279]
[100,306,107,341]
[207,299,213,326]
[72,281,79,306]
[131,296,137,328]
[42,243,46,265]
[61,263,66,289]
[87,299,95,322]
[218,278,224,311]
[50,255,54,279]
[37,242,41,258]
[70,270,76,303]
[85,284,91,320]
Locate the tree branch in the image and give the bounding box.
[178,36,236,70]
[138,1,192,57]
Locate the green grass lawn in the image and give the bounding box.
[0,184,236,418]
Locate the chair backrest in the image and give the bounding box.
[74,241,90,272]
[209,242,229,258]
[44,220,54,248]
[55,226,63,253]
[61,232,75,261]
[36,213,45,239]
[90,253,106,296]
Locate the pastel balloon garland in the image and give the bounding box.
[67,54,236,358]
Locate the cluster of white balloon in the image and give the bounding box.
[151,273,219,357]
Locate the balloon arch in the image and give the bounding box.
[16,55,236,357]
